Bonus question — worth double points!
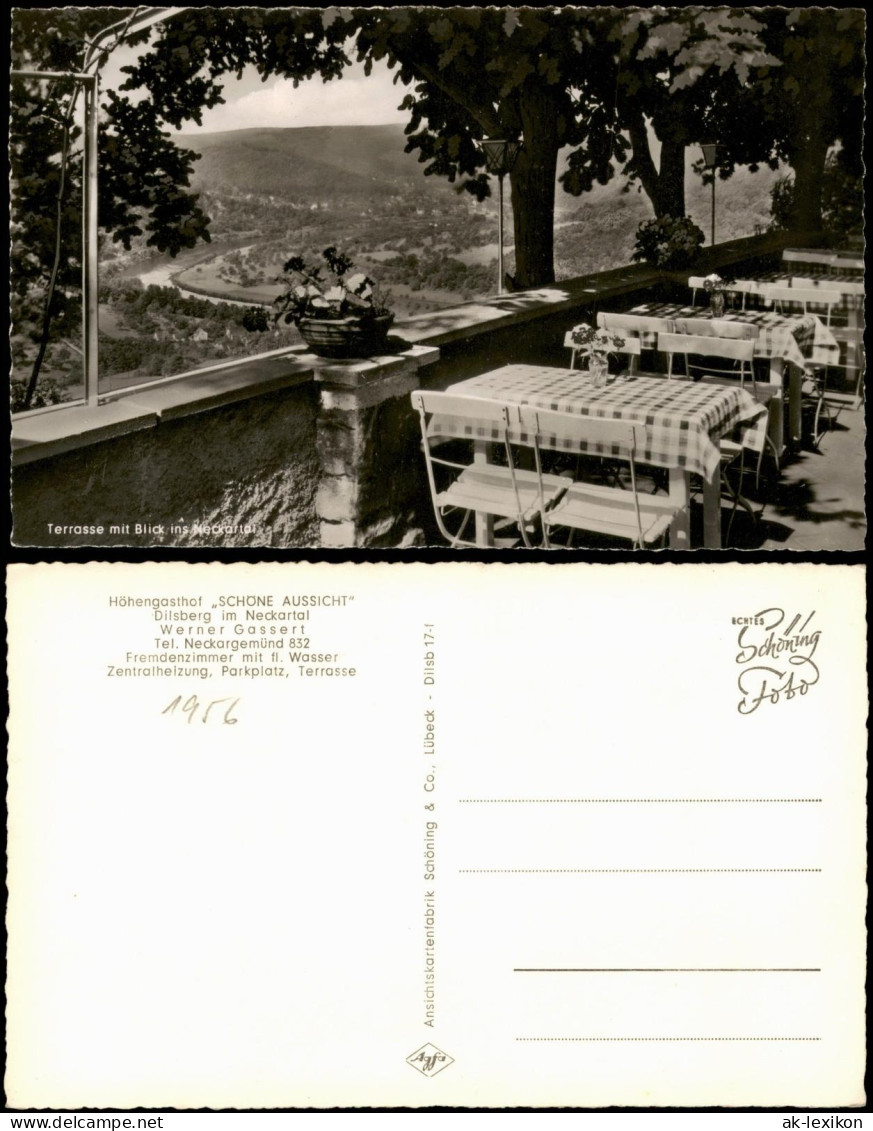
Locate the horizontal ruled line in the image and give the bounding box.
[459,798,822,804]
[460,868,822,874]
[513,968,821,973]
[517,1037,821,1042]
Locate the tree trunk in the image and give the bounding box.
[651,138,686,218]
[789,131,829,230]
[508,81,560,288]
[624,109,687,219]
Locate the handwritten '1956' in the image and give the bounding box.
[162,694,240,725]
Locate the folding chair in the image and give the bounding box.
[783,249,838,268]
[565,327,662,492]
[789,277,864,298]
[763,285,841,328]
[662,331,759,393]
[788,277,862,330]
[666,325,782,481]
[807,344,866,448]
[595,312,673,375]
[411,390,567,548]
[517,405,683,549]
[792,305,866,447]
[762,284,858,450]
[671,318,759,342]
[563,330,642,375]
[688,276,708,306]
[660,332,771,537]
[725,279,770,311]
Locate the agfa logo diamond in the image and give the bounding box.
[406,1043,454,1078]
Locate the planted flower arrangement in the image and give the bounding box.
[632,215,705,269]
[273,246,394,359]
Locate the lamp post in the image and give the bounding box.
[480,138,522,294]
[700,142,719,247]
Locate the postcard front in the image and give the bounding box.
[10,8,865,553]
[5,562,866,1108]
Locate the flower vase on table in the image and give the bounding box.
[588,357,608,388]
[568,323,625,389]
[703,273,730,318]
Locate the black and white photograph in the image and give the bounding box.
[4,561,868,1110]
[9,6,865,551]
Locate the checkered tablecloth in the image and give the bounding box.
[732,271,865,322]
[436,365,768,481]
[630,302,841,369]
[756,268,864,288]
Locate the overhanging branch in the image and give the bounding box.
[399,55,504,138]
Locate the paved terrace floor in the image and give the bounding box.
[695,404,866,551]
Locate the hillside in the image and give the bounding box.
[181,124,448,201]
[121,123,784,312]
[182,123,781,239]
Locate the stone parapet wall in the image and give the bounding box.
[310,346,439,548]
[12,382,321,548]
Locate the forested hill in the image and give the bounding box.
[180,123,782,224]
[181,124,448,200]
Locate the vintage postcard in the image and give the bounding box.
[6,562,866,1108]
[10,7,865,552]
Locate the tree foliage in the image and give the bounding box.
[11,8,216,405]
[340,8,783,276]
[676,8,865,230]
[739,8,865,229]
[560,8,780,218]
[15,6,781,295]
[11,9,216,272]
[770,154,864,239]
[10,4,863,406]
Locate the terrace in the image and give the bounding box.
[11,229,865,551]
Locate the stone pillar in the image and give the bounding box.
[312,344,440,548]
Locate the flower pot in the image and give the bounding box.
[298,313,395,359]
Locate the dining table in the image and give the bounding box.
[736,268,864,314]
[757,268,864,286]
[782,248,864,274]
[731,270,865,394]
[627,302,841,448]
[440,363,768,550]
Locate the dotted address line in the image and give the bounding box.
[517,1037,820,1042]
[459,799,822,804]
[460,868,821,874]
